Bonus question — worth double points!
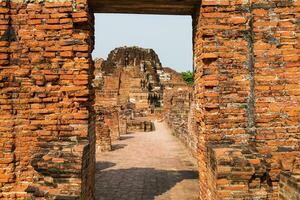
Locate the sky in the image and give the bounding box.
[92,14,193,72]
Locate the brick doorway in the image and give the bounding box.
[0,0,299,199]
[91,2,199,199]
[92,10,197,199]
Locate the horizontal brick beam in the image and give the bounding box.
[89,0,200,15]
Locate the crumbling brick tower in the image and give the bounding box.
[0,0,299,199]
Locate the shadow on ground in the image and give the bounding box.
[95,162,198,200]
[111,144,127,150]
[96,161,116,171]
[120,135,134,140]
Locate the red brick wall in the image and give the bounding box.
[194,0,300,199]
[164,88,198,157]
[0,1,95,198]
[252,0,300,182]
[95,107,112,152]
[104,108,120,141]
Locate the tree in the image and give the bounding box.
[181,71,194,85]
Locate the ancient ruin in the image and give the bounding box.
[0,0,299,199]
[93,46,194,153]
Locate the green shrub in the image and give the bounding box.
[181,71,194,85]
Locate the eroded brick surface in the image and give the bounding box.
[163,87,198,157]
[194,0,300,199]
[279,171,300,200]
[0,1,95,199]
[95,107,112,152]
[93,47,196,155]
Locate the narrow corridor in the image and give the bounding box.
[95,122,199,200]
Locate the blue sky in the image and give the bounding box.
[92,14,193,72]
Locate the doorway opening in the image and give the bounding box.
[92,13,198,200]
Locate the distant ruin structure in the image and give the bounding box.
[94,47,163,111]
[93,47,194,153]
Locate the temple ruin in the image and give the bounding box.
[0,0,299,199]
[93,46,195,154]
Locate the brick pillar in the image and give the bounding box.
[0,2,17,199]
[193,0,300,199]
[0,0,95,199]
[194,0,253,198]
[95,106,112,152]
[251,0,300,197]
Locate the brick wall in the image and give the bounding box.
[279,171,300,200]
[95,106,112,152]
[164,87,198,157]
[251,0,300,183]
[0,0,95,198]
[127,119,154,133]
[103,107,120,141]
[193,0,300,199]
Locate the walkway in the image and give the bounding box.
[95,121,199,200]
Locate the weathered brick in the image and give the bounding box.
[0,1,95,199]
[0,1,299,199]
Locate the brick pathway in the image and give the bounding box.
[95,121,199,200]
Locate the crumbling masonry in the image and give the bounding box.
[93,47,165,151]
[93,46,194,153]
[0,0,299,199]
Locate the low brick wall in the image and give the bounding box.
[95,106,131,151]
[207,145,269,199]
[127,119,154,133]
[163,87,198,157]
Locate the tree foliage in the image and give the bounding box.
[181,71,194,85]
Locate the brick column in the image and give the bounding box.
[95,106,112,152]
[193,0,300,199]
[0,0,95,199]
[252,0,300,191]
[194,0,253,198]
[0,2,17,199]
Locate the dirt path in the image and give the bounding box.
[95,121,199,200]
